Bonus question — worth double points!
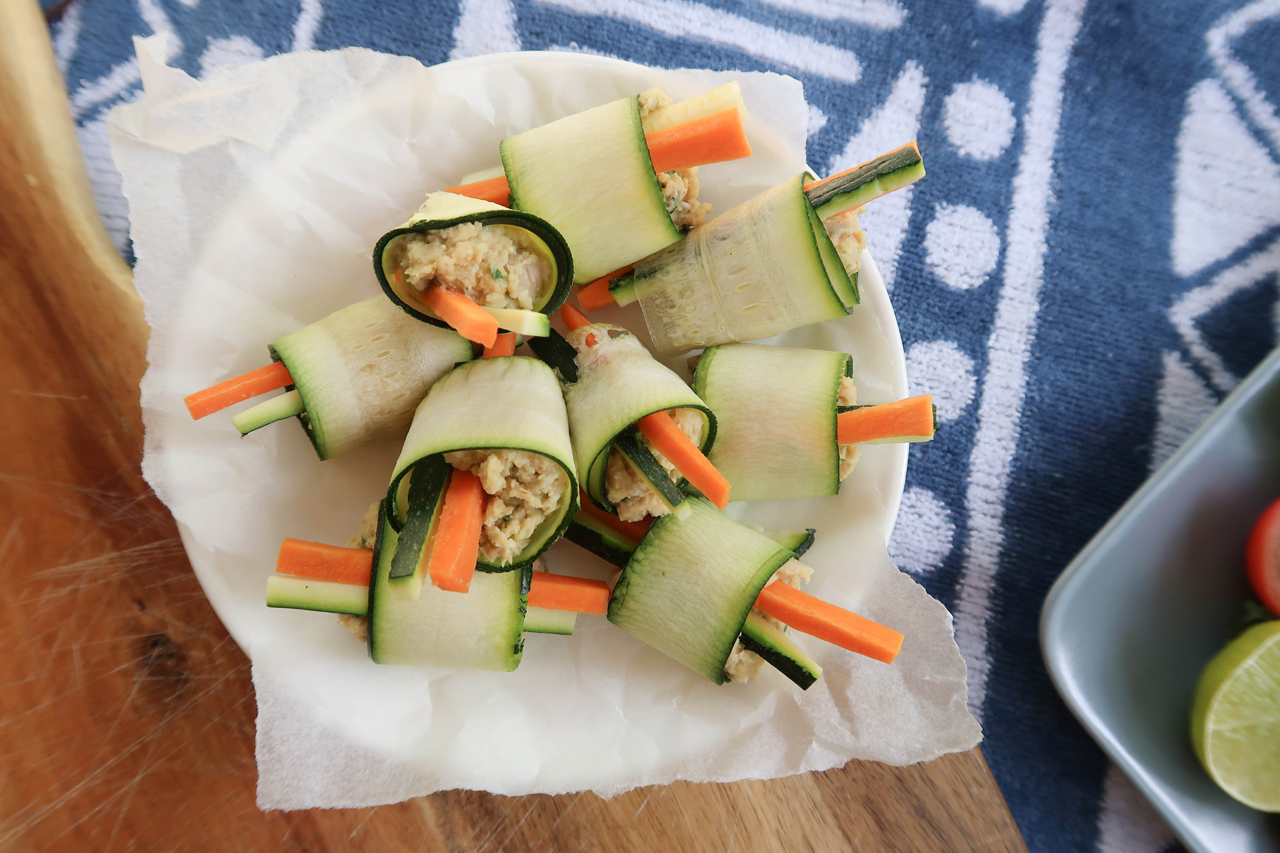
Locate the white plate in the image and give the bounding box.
[127,50,956,801]
[170,51,907,654]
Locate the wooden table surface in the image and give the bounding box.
[0,2,1027,849]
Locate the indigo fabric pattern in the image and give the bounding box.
[51,0,1280,850]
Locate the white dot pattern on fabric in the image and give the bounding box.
[807,103,829,138]
[198,36,265,79]
[944,78,1017,160]
[977,0,1032,15]
[925,203,1001,291]
[906,340,977,422]
[889,487,956,575]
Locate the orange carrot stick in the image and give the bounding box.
[804,141,921,193]
[443,174,511,206]
[559,303,591,332]
[427,469,487,593]
[836,395,935,445]
[647,108,752,173]
[483,332,516,358]
[754,582,903,664]
[636,410,730,509]
[577,491,652,544]
[276,538,373,586]
[578,266,631,313]
[184,361,294,420]
[423,287,499,348]
[528,573,611,615]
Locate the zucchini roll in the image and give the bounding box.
[537,315,723,523]
[373,192,573,343]
[385,356,579,594]
[608,499,792,684]
[693,343,936,502]
[183,297,474,460]
[608,499,902,688]
[450,83,750,284]
[590,142,924,355]
[503,96,676,284]
[265,502,529,671]
[265,506,612,668]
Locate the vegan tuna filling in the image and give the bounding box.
[444,448,569,566]
[823,207,867,278]
[640,87,713,232]
[390,221,551,310]
[605,407,705,522]
[724,559,814,682]
[837,376,862,481]
[337,500,382,641]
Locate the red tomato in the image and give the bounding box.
[1245,497,1280,616]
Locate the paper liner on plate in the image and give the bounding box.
[110,34,980,809]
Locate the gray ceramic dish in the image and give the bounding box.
[1042,347,1280,853]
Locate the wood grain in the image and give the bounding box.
[0,1,1026,849]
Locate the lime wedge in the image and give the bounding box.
[1190,621,1280,812]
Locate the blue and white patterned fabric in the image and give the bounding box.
[51,0,1280,850]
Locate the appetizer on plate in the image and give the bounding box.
[182,297,473,459]
[372,192,574,346]
[385,353,579,594]
[693,342,935,501]
[578,142,925,355]
[607,498,903,688]
[266,504,612,669]
[448,83,751,282]
[534,305,728,524]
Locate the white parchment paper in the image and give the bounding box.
[111,35,981,810]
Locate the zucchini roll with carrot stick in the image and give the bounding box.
[534,305,729,523]
[577,142,925,354]
[384,355,579,596]
[372,192,574,346]
[693,342,936,501]
[183,297,473,460]
[264,504,612,668]
[448,83,751,283]
[608,498,903,688]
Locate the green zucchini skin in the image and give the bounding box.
[806,142,925,219]
[526,328,579,383]
[612,428,688,516]
[232,390,305,436]
[630,174,849,356]
[807,201,857,308]
[739,611,822,689]
[269,297,474,460]
[501,97,679,284]
[372,192,573,326]
[386,356,579,573]
[367,502,526,669]
[607,271,638,307]
[564,516,635,569]
[265,575,369,616]
[560,324,715,512]
[524,606,576,635]
[768,529,816,560]
[386,456,450,599]
[695,343,850,501]
[608,499,792,684]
